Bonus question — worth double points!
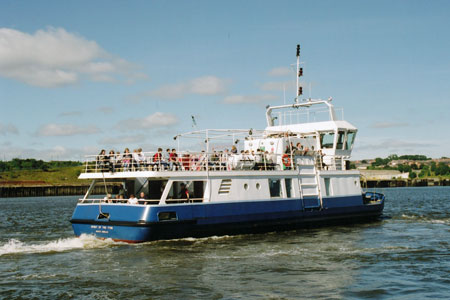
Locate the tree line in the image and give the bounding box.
[0,158,81,172]
[364,154,449,178]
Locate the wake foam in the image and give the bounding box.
[401,214,449,225]
[0,234,122,256]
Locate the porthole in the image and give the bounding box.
[244,183,249,190]
[256,183,261,190]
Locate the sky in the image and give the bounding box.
[0,0,449,161]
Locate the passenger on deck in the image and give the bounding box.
[132,149,140,170]
[122,148,132,171]
[108,150,116,173]
[165,149,171,167]
[139,192,146,204]
[115,151,122,170]
[128,194,138,205]
[153,148,167,170]
[136,148,146,170]
[294,142,303,155]
[231,145,238,154]
[97,149,107,171]
[169,148,179,170]
[179,183,190,201]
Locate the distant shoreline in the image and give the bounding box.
[0,184,113,198]
[1,178,449,198]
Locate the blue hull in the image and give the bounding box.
[70,195,384,242]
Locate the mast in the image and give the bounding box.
[296,44,303,102]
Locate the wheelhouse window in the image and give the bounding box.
[269,179,281,197]
[346,131,356,150]
[336,131,345,150]
[320,132,335,149]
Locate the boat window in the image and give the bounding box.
[336,131,345,150]
[346,131,356,150]
[167,180,205,203]
[147,180,168,201]
[269,179,281,197]
[320,132,335,149]
[285,178,293,198]
[324,178,331,196]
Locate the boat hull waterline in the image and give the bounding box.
[71,194,384,242]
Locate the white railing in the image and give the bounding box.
[78,197,204,205]
[83,151,347,173]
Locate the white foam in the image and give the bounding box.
[0,234,122,256]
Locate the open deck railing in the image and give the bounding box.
[83,151,348,174]
[78,197,204,205]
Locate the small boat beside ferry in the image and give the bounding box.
[70,45,384,242]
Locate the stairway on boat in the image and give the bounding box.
[296,157,321,209]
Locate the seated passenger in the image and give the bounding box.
[136,148,146,170]
[139,192,146,204]
[128,194,138,205]
[169,148,180,170]
[153,148,168,170]
[108,150,116,173]
[122,148,132,171]
[97,149,107,171]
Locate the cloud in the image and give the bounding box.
[370,122,409,129]
[36,123,100,136]
[223,94,278,104]
[138,75,228,101]
[268,66,292,77]
[0,123,19,135]
[116,112,179,131]
[0,27,146,87]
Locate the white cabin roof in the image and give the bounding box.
[265,120,357,135]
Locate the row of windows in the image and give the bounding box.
[320,131,356,150]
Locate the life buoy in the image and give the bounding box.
[282,154,291,167]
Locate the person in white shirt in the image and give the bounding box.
[128,194,138,205]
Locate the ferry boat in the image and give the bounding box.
[70,45,384,242]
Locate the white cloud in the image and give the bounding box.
[268,66,292,77]
[0,123,19,135]
[149,75,228,100]
[116,112,179,131]
[36,123,100,136]
[223,94,278,104]
[0,27,146,87]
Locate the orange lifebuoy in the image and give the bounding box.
[282,154,291,167]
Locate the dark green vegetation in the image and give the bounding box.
[0,159,83,185]
[363,154,450,179]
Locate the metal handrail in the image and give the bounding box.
[79,197,204,205]
[82,151,346,174]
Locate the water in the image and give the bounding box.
[0,187,449,299]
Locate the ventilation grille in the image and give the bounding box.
[218,179,232,194]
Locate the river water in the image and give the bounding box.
[0,187,449,299]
